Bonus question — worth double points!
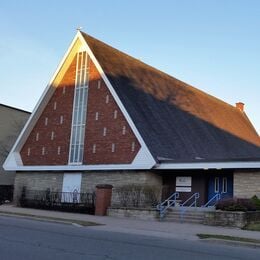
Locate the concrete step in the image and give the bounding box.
[162,208,206,224]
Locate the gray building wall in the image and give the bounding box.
[234,170,260,198]
[0,104,30,186]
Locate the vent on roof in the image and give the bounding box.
[235,102,245,112]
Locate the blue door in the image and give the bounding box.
[208,175,233,201]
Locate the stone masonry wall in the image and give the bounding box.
[14,171,162,205]
[234,171,260,198]
[14,172,64,203]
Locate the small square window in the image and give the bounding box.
[106,95,109,104]
[60,115,64,124]
[122,126,126,135]
[95,112,99,121]
[97,80,101,89]
[131,142,135,152]
[92,144,96,153]
[103,127,107,136]
[111,143,115,153]
[114,110,118,119]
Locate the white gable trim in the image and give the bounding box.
[4,31,156,171]
[156,161,260,170]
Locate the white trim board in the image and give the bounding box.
[155,161,260,170]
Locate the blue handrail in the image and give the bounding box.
[203,193,221,207]
[180,192,200,207]
[156,192,179,219]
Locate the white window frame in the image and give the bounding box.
[222,177,228,193]
[214,177,219,193]
[68,51,89,165]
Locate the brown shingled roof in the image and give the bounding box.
[82,32,260,162]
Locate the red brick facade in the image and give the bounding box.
[84,59,140,164]
[20,51,140,165]
[20,55,77,165]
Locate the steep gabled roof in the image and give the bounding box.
[82,32,260,162]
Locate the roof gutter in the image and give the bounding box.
[155,161,260,170]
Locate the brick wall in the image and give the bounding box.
[84,58,140,164]
[20,56,77,165]
[20,50,140,166]
[234,171,260,198]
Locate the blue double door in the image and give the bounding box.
[208,175,233,201]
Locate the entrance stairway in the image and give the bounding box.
[162,206,214,224]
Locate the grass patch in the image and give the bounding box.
[243,222,260,231]
[197,234,260,244]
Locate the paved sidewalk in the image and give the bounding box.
[1,204,260,242]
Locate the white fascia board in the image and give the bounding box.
[5,163,153,172]
[4,32,83,171]
[78,32,156,169]
[155,161,260,170]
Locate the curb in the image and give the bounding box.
[0,211,101,227]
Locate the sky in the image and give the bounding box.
[0,0,259,134]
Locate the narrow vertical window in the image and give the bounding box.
[106,95,109,104]
[103,127,107,136]
[113,110,118,119]
[51,131,55,140]
[42,147,45,155]
[27,148,31,156]
[214,177,219,193]
[92,144,96,154]
[95,112,99,121]
[60,115,64,125]
[57,146,61,155]
[111,143,115,153]
[97,80,101,89]
[122,126,126,135]
[131,142,135,152]
[36,132,39,141]
[62,86,66,94]
[222,177,228,193]
[45,117,48,126]
[69,51,89,164]
[53,102,57,110]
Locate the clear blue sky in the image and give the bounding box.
[0,0,259,134]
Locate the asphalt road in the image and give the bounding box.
[0,215,260,260]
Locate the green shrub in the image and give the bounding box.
[251,195,260,210]
[216,197,256,212]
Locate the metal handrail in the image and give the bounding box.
[203,193,221,207]
[180,192,200,207]
[156,192,179,219]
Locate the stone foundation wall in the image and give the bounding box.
[108,207,159,221]
[14,170,162,205]
[234,171,260,198]
[204,211,260,228]
[14,172,63,203]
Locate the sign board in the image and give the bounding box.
[62,173,82,203]
[176,187,192,192]
[176,176,192,187]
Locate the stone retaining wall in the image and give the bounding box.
[108,207,159,221]
[204,211,260,228]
